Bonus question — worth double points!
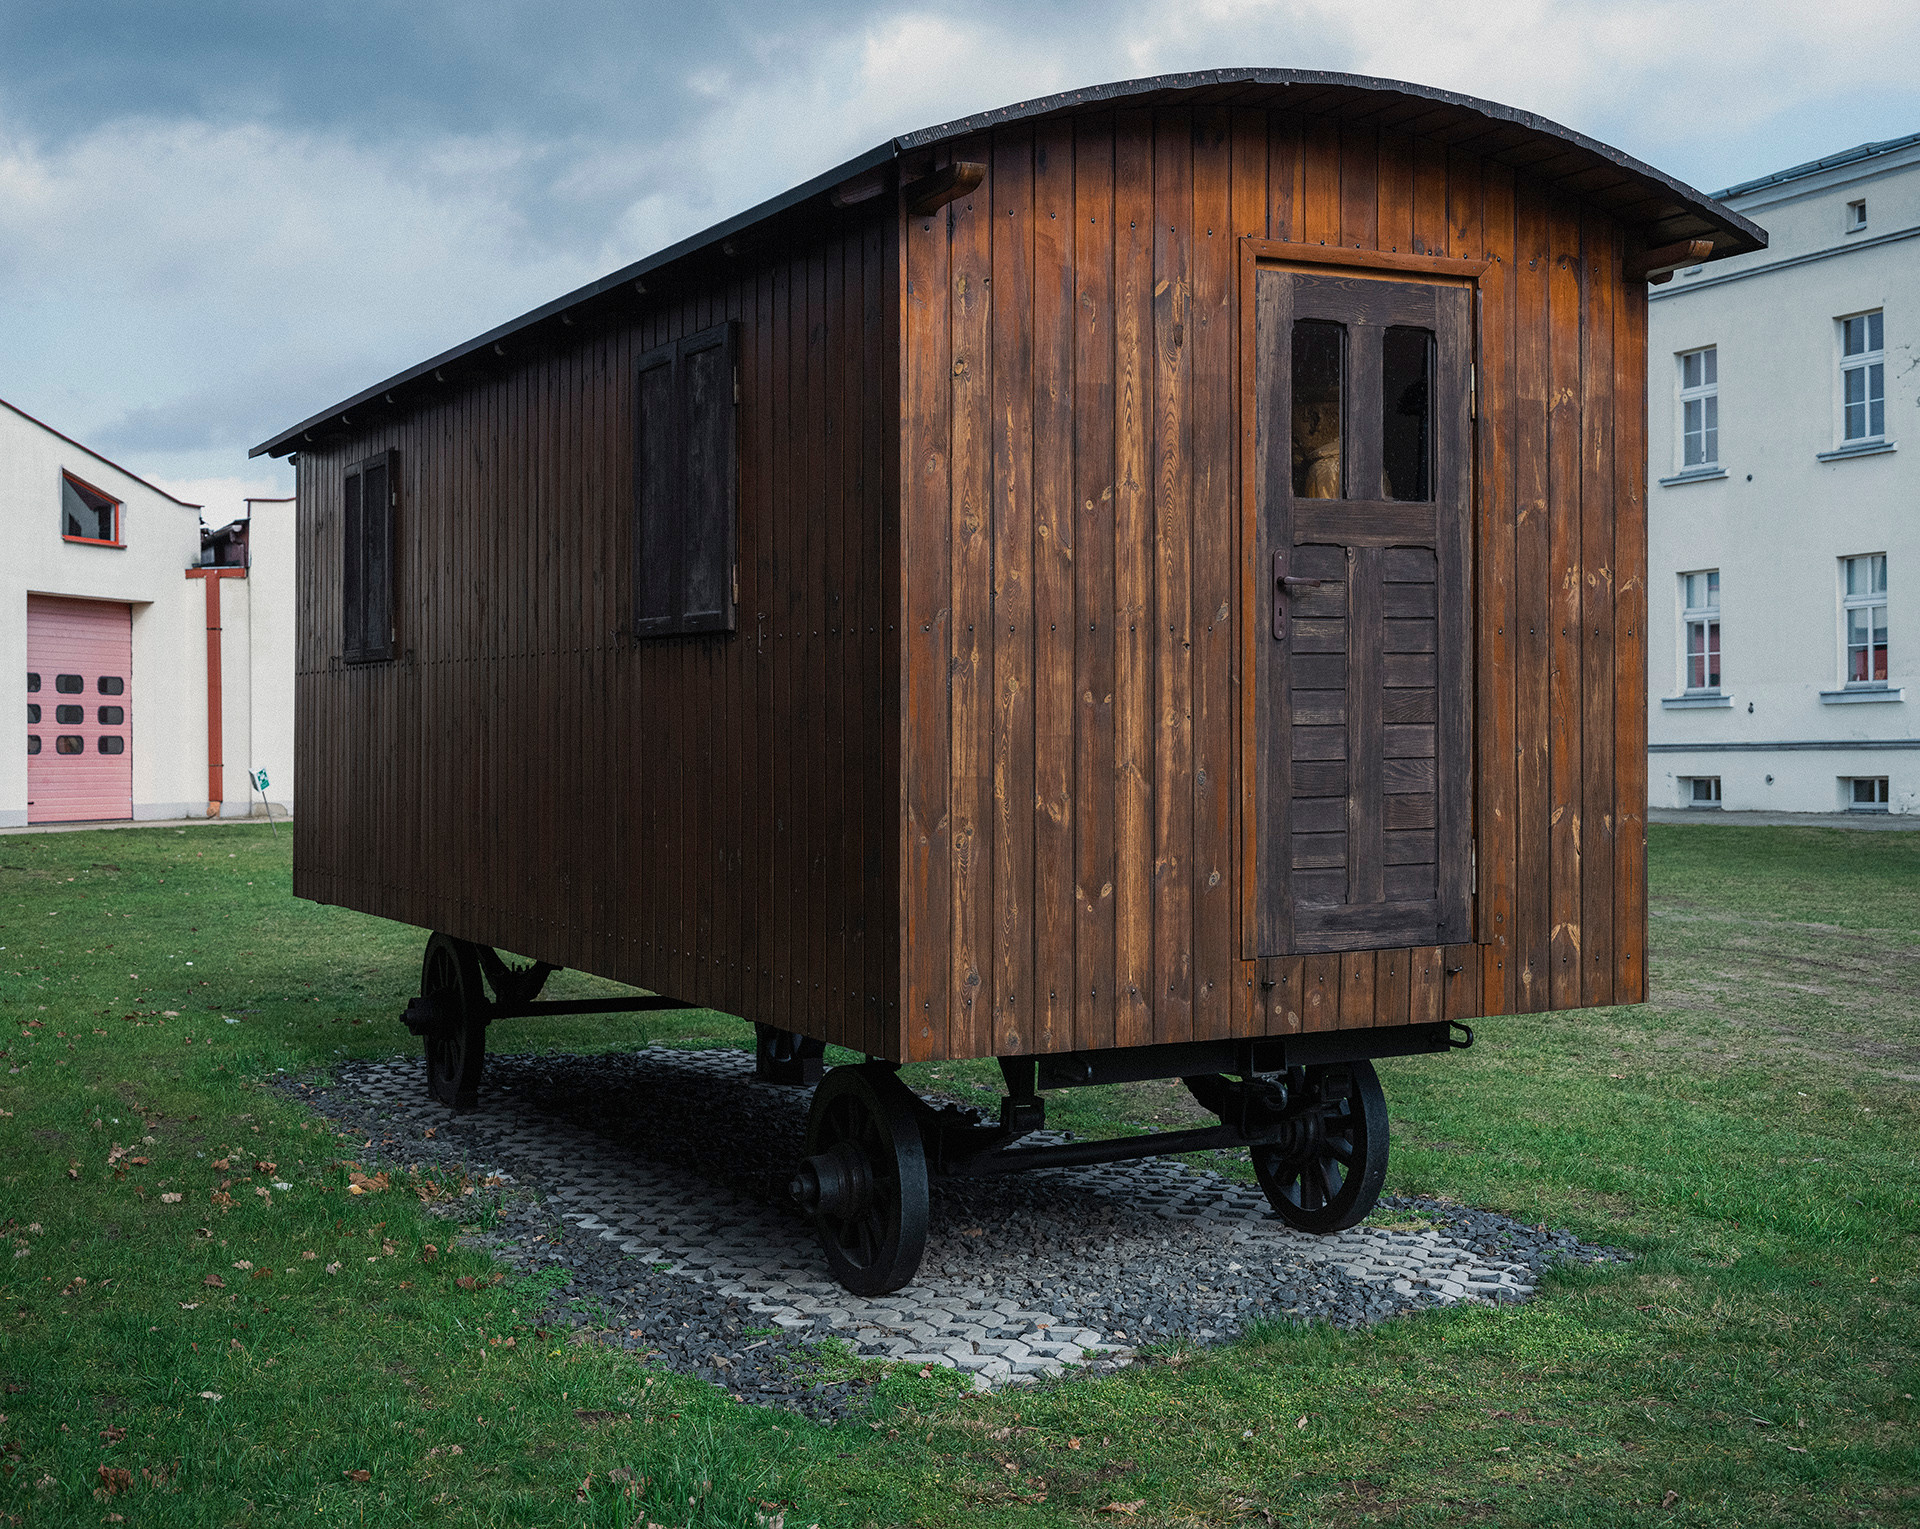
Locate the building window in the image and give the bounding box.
[61,472,121,545]
[27,704,39,724]
[97,736,124,755]
[1843,554,1888,685]
[634,321,739,637]
[26,672,39,693]
[1682,570,1721,692]
[1683,776,1722,807]
[54,674,82,694]
[97,706,123,725]
[1846,199,1867,233]
[97,676,124,695]
[54,705,83,725]
[1841,312,1885,442]
[343,450,397,664]
[55,736,84,755]
[1847,776,1889,811]
[26,736,40,755]
[1679,348,1718,468]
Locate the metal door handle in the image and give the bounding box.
[1273,554,1324,641]
[1279,576,1324,592]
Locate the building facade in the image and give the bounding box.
[2,398,295,825]
[1648,134,1918,814]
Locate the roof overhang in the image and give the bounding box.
[253,68,1767,460]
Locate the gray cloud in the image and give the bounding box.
[1,1,1916,481]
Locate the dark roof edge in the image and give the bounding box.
[253,68,1766,460]
[250,139,901,457]
[1713,129,1920,201]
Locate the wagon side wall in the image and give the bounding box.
[293,208,903,1057]
[897,110,1649,1061]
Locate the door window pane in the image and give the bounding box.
[54,674,82,693]
[97,706,124,725]
[55,705,82,725]
[97,676,125,696]
[26,672,39,693]
[55,736,84,754]
[27,736,40,755]
[1292,320,1344,499]
[27,704,39,724]
[1381,326,1434,501]
[97,736,124,755]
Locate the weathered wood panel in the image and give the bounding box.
[898,109,1652,1056]
[294,211,901,1057]
[296,99,1654,1065]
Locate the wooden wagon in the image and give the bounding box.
[254,70,1765,1293]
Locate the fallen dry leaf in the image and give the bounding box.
[179,1302,198,1310]
[421,1244,439,1263]
[198,1391,221,1402]
[1067,1437,1081,1450]
[100,1427,126,1444]
[254,1161,275,1173]
[160,1192,183,1204]
[232,1261,253,1271]
[455,1275,477,1290]
[1662,1490,1679,1508]
[343,1469,370,1483]
[202,1273,225,1288]
[324,1262,341,1275]
[95,1465,132,1496]
[1296,1415,1308,1429]
[211,1158,231,1170]
[301,1250,317,1260]
[1101,1502,1145,1516]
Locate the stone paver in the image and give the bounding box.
[327,1046,1549,1387]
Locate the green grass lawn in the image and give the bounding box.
[0,823,1915,1526]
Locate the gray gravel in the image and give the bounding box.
[277,1044,1628,1419]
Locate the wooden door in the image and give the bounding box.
[27,595,133,824]
[1254,270,1472,955]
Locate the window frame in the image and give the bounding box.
[1838,310,1885,444]
[1677,346,1719,470]
[1680,569,1722,695]
[342,448,399,666]
[60,470,123,547]
[1840,553,1889,688]
[1845,776,1890,812]
[1682,776,1722,808]
[1845,199,1867,233]
[632,321,740,639]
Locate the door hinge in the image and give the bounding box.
[1470,843,1477,893]
[734,366,741,406]
[732,563,739,607]
[1469,363,1477,421]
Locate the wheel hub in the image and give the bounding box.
[790,1140,874,1219]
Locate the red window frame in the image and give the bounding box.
[61,471,123,548]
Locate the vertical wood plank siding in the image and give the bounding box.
[296,106,1651,1063]
[294,210,901,1057]
[897,109,1647,1057]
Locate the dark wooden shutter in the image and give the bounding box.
[342,466,364,660]
[342,449,397,663]
[634,321,738,636]
[1255,271,1472,954]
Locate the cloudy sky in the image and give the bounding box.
[4,0,1916,522]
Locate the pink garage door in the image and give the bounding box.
[27,595,132,823]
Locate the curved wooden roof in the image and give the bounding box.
[255,69,1766,459]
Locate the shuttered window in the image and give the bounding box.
[343,449,397,663]
[633,322,738,637]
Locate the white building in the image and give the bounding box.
[2,397,295,825]
[1647,133,1918,815]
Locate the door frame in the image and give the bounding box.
[1237,239,1489,961]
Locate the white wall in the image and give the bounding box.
[1647,140,1920,814]
[0,400,210,825]
[243,499,299,810]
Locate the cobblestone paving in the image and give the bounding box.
[302,1045,1620,1393]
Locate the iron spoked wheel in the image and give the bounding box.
[790,1063,929,1295]
[420,933,487,1111]
[1252,1060,1389,1233]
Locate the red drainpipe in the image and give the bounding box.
[185,566,248,817]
